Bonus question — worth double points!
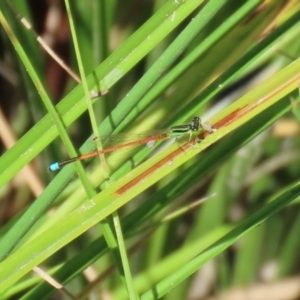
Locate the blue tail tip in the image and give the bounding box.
[49,162,60,172]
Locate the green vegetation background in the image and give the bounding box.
[0,1,300,299]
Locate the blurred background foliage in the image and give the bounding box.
[1,0,300,299]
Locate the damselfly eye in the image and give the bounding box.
[190,117,200,131]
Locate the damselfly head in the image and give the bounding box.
[190,117,201,131]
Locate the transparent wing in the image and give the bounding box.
[91,130,171,148]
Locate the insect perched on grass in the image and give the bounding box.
[48,117,204,171]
